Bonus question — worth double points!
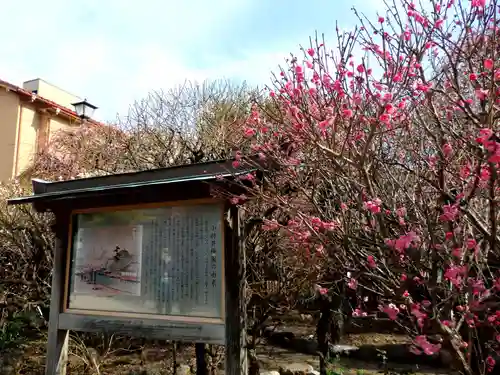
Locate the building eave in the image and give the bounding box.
[0,78,102,126]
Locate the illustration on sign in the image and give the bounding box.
[73,225,143,297]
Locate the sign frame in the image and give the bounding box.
[63,199,226,323]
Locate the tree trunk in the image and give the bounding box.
[316,303,331,375]
[316,292,345,375]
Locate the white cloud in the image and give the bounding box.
[0,0,386,121]
[0,0,258,120]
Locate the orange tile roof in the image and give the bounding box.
[0,78,102,125]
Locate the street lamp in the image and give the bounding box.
[72,99,98,120]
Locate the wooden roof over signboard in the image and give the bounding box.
[8,157,261,210]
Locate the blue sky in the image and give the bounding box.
[0,0,382,121]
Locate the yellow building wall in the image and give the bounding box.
[0,89,20,181]
[49,116,76,138]
[15,106,39,176]
[14,109,77,178]
[0,85,81,181]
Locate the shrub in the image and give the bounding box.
[0,180,53,337]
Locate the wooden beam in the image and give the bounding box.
[36,112,50,153]
[224,206,248,375]
[45,213,70,375]
[58,313,225,344]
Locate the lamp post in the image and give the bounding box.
[72,99,98,120]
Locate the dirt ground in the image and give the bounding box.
[0,313,450,375]
[1,332,448,375]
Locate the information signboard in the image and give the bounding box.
[9,158,252,375]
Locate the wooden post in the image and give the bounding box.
[224,206,247,375]
[195,343,207,375]
[46,213,70,375]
